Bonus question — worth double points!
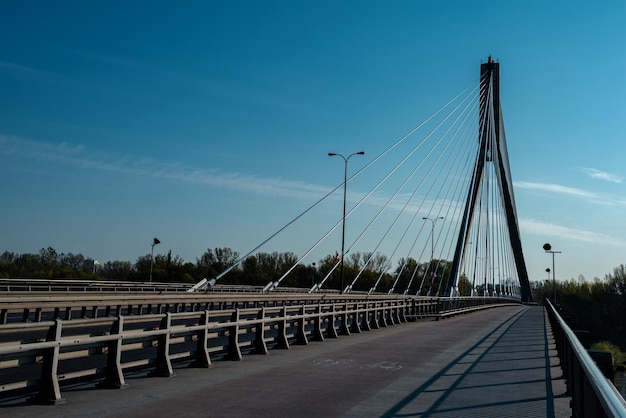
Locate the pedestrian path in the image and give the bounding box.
[1,305,570,417]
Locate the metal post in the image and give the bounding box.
[329,151,364,294]
[150,237,160,284]
[543,243,561,305]
[422,217,443,295]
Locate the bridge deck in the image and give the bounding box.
[2,305,570,417]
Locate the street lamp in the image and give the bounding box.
[422,217,443,296]
[329,151,365,294]
[422,217,444,261]
[150,237,161,283]
[543,243,561,304]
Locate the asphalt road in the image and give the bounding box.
[1,305,570,418]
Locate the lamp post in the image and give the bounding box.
[329,151,365,294]
[543,243,561,304]
[150,237,160,284]
[422,216,443,296]
[422,217,444,261]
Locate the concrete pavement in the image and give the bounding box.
[0,305,570,417]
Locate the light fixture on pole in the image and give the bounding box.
[422,216,444,296]
[422,216,444,262]
[542,243,561,304]
[150,237,161,284]
[328,151,365,294]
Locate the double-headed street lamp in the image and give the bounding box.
[150,237,161,284]
[329,151,365,294]
[422,216,444,261]
[422,216,443,296]
[543,243,561,304]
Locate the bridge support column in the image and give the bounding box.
[28,319,65,404]
[370,303,380,329]
[312,303,325,341]
[340,302,351,336]
[326,304,338,339]
[253,307,269,354]
[97,316,128,388]
[276,306,290,349]
[296,306,309,345]
[151,313,175,377]
[350,302,362,333]
[228,309,243,360]
[190,310,212,368]
[361,302,372,331]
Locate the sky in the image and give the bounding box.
[1,1,626,284]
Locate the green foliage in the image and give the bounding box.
[592,341,625,369]
[532,266,626,353]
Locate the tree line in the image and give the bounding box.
[531,266,626,359]
[2,247,624,360]
[0,247,469,295]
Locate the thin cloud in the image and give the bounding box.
[0,135,329,199]
[514,181,626,207]
[0,60,51,76]
[521,218,626,247]
[514,181,595,199]
[579,167,623,184]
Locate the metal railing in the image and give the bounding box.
[0,278,193,293]
[0,295,517,404]
[545,299,626,417]
[0,299,410,404]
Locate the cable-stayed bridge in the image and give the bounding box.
[204,56,531,302]
[2,58,625,417]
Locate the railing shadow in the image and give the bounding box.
[380,307,564,417]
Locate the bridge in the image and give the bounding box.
[1,58,625,416]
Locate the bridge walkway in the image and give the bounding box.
[1,305,571,417]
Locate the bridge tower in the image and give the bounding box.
[447,57,532,301]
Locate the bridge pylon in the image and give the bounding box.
[447,57,532,302]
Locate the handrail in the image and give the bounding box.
[0,293,519,325]
[0,296,516,404]
[545,299,626,417]
[0,278,193,292]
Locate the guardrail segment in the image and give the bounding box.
[0,295,519,405]
[545,300,626,417]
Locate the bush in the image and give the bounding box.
[592,341,625,370]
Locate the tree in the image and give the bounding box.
[100,260,135,281]
[196,247,240,281]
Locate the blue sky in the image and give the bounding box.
[1,1,625,283]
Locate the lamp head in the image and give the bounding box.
[153,238,161,245]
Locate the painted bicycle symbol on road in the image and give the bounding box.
[312,358,401,371]
[360,361,402,371]
[312,358,355,367]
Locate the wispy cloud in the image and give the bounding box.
[0,135,330,199]
[514,181,626,207]
[0,60,51,76]
[521,218,626,247]
[579,167,623,184]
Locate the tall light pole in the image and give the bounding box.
[150,237,160,284]
[422,216,443,296]
[329,151,364,294]
[422,217,444,262]
[543,243,561,304]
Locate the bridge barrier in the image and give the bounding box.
[0,278,194,293]
[0,295,517,404]
[0,299,412,404]
[0,293,415,324]
[546,300,626,417]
